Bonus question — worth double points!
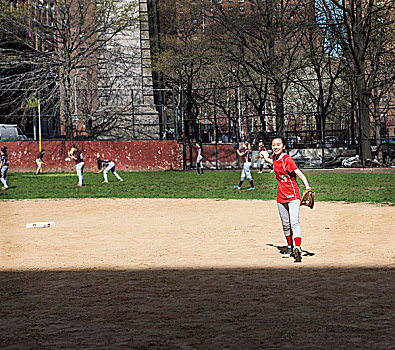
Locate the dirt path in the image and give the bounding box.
[1,199,394,349]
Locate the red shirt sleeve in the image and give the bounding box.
[285,156,298,173]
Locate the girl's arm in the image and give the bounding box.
[261,150,273,164]
[237,149,245,157]
[294,168,310,189]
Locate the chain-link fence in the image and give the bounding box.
[1,86,394,167]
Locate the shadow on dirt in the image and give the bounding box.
[1,268,393,349]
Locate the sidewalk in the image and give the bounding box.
[301,167,395,174]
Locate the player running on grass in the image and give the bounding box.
[97,156,123,183]
[35,149,46,175]
[69,144,84,187]
[261,136,311,263]
[234,140,255,191]
[1,146,9,190]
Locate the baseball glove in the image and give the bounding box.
[301,188,315,209]
[92,170,98,174]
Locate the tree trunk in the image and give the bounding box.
[373,99,383,162]
[60,74,74,140]
[274,79,284,137]
[356,74,372,161]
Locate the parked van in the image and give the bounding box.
[0,124,27,141]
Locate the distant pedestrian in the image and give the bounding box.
[69,144,84,187]
[35,149,46,174]
[0,146,9,190]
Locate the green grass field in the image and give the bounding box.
[1,170,394,204]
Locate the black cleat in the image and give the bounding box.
[282,247,293,258]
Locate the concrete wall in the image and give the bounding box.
[96,0,159,140]
[1,141,183,172]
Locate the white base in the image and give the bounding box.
[26,222,55,229]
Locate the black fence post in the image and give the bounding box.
[213,85,218,169]
[320,112,325,169]
[131,89,135,139]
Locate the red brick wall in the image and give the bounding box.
[0,141,238,172]
[0,141,239,172]
[0,141,184,172]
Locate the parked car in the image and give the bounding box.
[324,135,338,148]
[382,137,395,159]
[0,124,27,141]
[370,140,378,153]
[286,136,302,148]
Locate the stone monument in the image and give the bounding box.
[96,0,158,139]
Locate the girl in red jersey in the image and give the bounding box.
[261,136,311,263]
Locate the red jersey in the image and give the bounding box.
[73,150,83,164]
[273,153,301,203]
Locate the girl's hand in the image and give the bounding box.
[261,150,273,164]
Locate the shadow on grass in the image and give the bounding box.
[1,268,393,349]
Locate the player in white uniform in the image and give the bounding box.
[258,142,266,173]
[0,146,9,190]
[196,142,204,175]
[70,144,84,187]
[234,141,255,191]
[35,149,46,174]
[97,157,123,183]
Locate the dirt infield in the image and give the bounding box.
[1,199,394,349]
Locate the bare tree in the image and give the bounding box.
[208,0,311,136]
[366,1,395,162]
[0,0,138,140]
[319,0,395,161]
[153,0,217,140]
[295,7,348,130]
